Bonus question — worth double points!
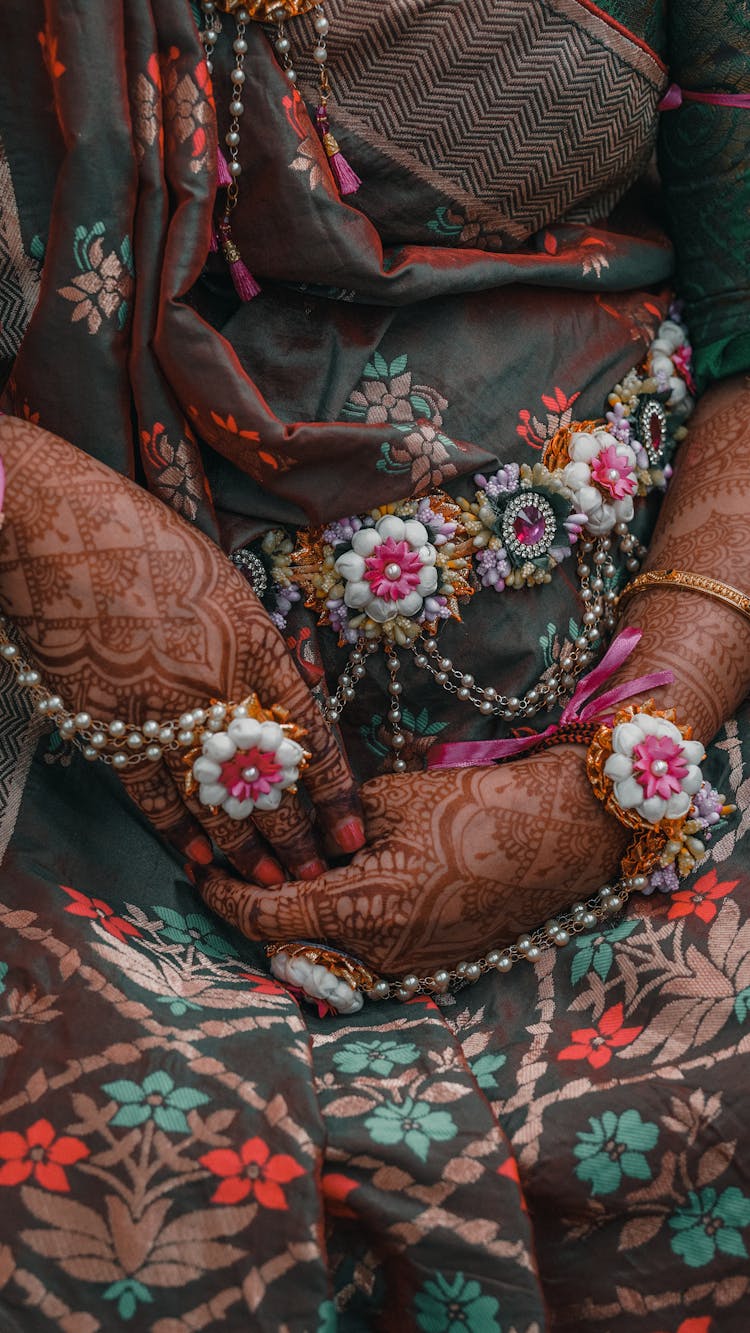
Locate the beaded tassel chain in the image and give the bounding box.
[200,0,361,297]
[200,1,261,299]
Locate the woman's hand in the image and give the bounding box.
[198,747,629,975]
[0,415,365,881]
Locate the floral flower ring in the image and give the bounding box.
[590,704,705,827]
[334,513,439,624]
[185,695,309,821]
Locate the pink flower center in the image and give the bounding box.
[632,734,689,801]
[590,445,637,500]
[364,537,424,601]
[219,747,284,803]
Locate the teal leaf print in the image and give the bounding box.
[574,1109,658,1197]
[425,206,462,239]
[469,1052,507,1091]
[669,1187,750,1267]
[734,986,750,1023]
[102,1070,210,1134]
[73,220,105,270]
[372,351,389,377]
[333,1039,421,1077]
[377,441,410,474]
[389,354,408,376]
[156,994,203,1016]
[29,234,46,262]
[410,394,434,418]
[103,1278,153,1322]
[571,918,639,985]
[317,1299,337,1333]
[414,1272,501,1333]
[365,1098,456,1163]
[0,962,7,996]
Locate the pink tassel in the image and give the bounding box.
[328,148,362,196]
[228,256,261,300]
[219,218,260,301]
[209,220,219,252]
[315,104,362,196]
[217,147,233,188]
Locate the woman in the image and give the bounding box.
[0,0,749,1328]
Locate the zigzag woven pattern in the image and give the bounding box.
[324,0,664,243]
[0,659,41,865]
[0,132,40,376]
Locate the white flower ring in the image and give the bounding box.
[649,318,691,406]
[269,950,364,1014]
[561,427,638,535]
[334,513,439,624]
[603,712,705,824]
[189,702,307,821]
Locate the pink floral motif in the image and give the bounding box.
[219,748,284,804]
[388,422,457,493]
[590,443,639,500]
[364,537,424,601]
[58,235,133,336]
[348,374,447,428]
[632,734,689,801]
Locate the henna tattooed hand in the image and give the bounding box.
[199,747,629,975]
[0,416,365,881]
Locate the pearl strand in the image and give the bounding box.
[369,876,644,1002]
[321,525,646,735]
[0,618,223,768]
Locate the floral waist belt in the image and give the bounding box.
[233,314,695,763]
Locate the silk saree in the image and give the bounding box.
[1,0,750,1328]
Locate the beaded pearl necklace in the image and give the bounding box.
[0,617,230,768]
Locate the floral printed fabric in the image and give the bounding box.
[1,705,750,1329]
[2,0,750,1329]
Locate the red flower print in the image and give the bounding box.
[558,1002,643,1069]
[200,1137,305,1208]
[322,1173,359,1218]
[667,869,739,923]
[653,1319,711,1333]
[0,1119,88,1192]
[60,886,140,942]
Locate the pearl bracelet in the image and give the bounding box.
[0,616,226,768]
[267,876,641,1013]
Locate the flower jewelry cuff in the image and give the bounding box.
[184,695,309,820]
[587,701,708,879]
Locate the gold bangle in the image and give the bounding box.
[617,569,750,625]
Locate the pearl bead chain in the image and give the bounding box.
[368,876,642,1001]
[0,617,219,768]
[322,525,646,740]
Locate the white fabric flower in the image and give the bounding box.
[603,712,704,824]
[561,428,638,535]
[270,951,364,1014]
[192,716,305,820]
[650,318,689,406]
[334,514,439,624]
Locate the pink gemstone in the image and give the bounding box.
[513,505,546,546]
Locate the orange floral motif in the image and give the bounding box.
[200,1136,305,1208]
[37,29,65,79]
[0,1119,88,1192]
[558,1002,644,1069]
[667,868,740,923]
[61,886,141,943]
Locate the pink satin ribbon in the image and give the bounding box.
[659,83,750,111]
[427,626,673,770]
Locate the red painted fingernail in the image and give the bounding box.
[298,858,327,880]
[334,818,365,852]
[254,856,286,886]
[186,836,213,865]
